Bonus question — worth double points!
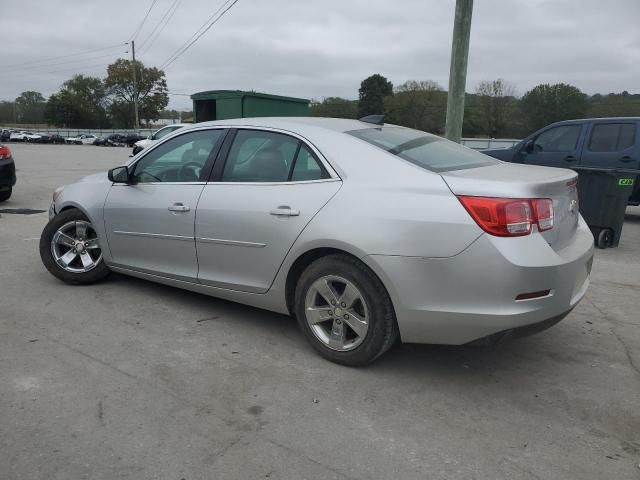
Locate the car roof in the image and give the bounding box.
[550,117,640,126]
[192,117,389,135]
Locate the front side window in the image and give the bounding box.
[132,129,223,183]
[588,123,636,152]
[533,125,581,152]
[222,130,329,182]
[347,127,497,172]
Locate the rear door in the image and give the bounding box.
[580,121,639,170]
[195,128,341,293]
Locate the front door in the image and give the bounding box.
[196,128,341,293]
[516,123,585,168]
[104,128,226,281]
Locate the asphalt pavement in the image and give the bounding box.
[1,143,639,479]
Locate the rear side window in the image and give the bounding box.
[347,127,496,172]
[222,130,330,182]
[588,124,636,152]
[533,125,581,152]
[291,145,325,181]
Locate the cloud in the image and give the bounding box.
[1,0,638,109]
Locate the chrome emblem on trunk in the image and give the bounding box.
[569,199,577,214]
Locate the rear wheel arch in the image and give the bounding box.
[284,247,397,320]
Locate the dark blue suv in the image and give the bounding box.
[483,118,640,205]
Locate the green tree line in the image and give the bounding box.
[0,58,169,129]
[310,74,640,138]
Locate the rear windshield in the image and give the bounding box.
[347,127,498,172]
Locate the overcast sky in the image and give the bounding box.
[1,0,639,110]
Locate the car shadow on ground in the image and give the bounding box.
[102,272,557,379]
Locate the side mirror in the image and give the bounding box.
[108,166,130,183]
[523,140,535,154]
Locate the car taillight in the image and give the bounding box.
[457,196,554,237]
[532,198,554,231]
[0,145,11,159]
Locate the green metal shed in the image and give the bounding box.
[191,90,309,123]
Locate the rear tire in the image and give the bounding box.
[40,209,110,285]
[0,188,11,202]
[294,254,398,366]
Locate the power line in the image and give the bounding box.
[161,0,240,69]
[6,61,118,80]
[5,43,126,69]
[139,0,183,55]
[10,51,127,73]
[130,0,159,41]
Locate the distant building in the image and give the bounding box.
[191,90,309,123]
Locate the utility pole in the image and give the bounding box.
[444,0,474,143]
[131,40,140,130]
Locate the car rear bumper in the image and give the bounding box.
[0,158,16,188]
[364,217,594,345]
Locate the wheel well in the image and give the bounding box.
[285,247,390,316]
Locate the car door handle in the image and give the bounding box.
[270,206,300,216]
[564,155,577,162]
[168,203,190,213]
[620,156,633,163]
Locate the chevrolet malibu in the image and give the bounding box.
[40,117,594,365]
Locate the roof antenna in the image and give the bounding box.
[359,115,384,125]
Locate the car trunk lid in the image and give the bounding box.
[440,162,580,251]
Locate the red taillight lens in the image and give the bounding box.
[532,198,554,231]
[0,145,11,159]
[458,196,554,237]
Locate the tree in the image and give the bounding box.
[358,74,393,117]
[521,83,587,131]
[474,79,517,137]
[45,75,109,128]
[15,91,46,124]
[105,58,169,128]
[384,80,446,133]
[309,97,358,119]
[0,101,16,124]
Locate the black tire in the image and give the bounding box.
[40,209,110,285]
[294,254,398,366]
[0,188,11,202]
[596,228,613,249]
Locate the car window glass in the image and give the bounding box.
[222,130,299,182]
[291,145,328,181]
[588,124,636,152]
[533,125,581,152]
[153,126,179,140]
[132,129,223,183]
[347,127,497,172]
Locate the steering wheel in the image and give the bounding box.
[179,161,203,181]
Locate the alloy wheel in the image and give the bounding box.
[50,220,102,273]
[304,275,370,351]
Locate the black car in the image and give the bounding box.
[39,133,66,144]
[0,143,16,202]
[483,117,640,205]
[1,129,11,142]
[95,134,127,146]
[125,133,146,147]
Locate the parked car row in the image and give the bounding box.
[1,125,189,155]
[0,129,148,148]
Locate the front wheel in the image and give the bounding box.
[40,209,110,284]
[294,254,398,366]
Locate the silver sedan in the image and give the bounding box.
[40,117,594,365]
